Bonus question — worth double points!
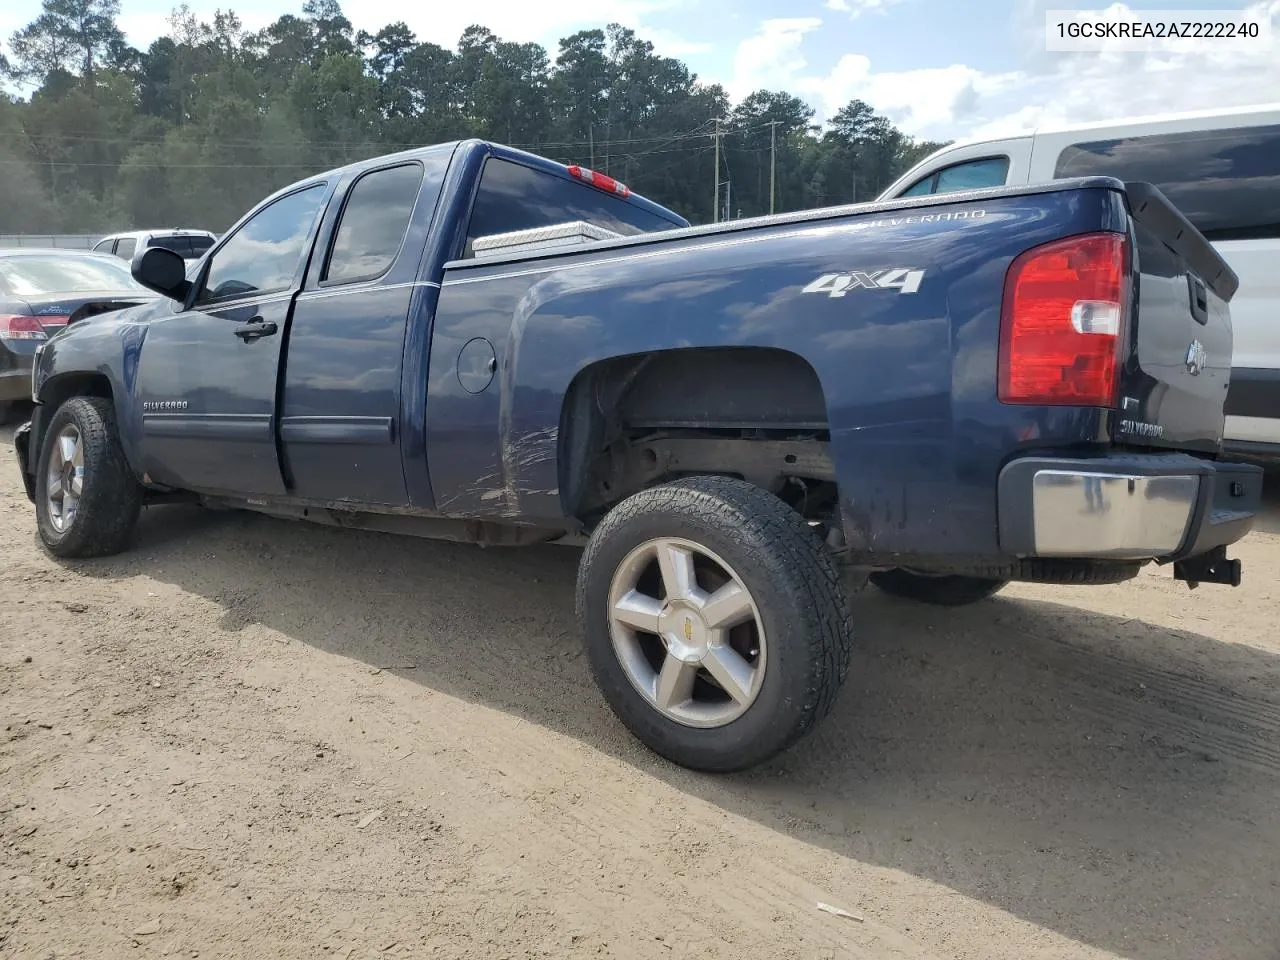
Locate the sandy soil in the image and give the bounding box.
[3,421,1280,960]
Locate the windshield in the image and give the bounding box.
[0,255,146,297]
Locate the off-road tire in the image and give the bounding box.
[870,569,1008,606]
[34,396,142,558]
[576,475,853,773]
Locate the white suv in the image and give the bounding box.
[92,229,217,264]
[878,103,1280,463]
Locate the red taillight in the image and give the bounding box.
[0,315,49,341]
[567,164,631,198]
[998,231,1128,407]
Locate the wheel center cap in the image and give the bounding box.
[659,603,708,663]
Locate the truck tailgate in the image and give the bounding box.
[1113,181,1239,454]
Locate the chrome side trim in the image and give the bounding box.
[298,280,441,302]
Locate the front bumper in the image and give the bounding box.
[998,453,1263,563]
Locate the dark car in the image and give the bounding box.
[0,249,154,423]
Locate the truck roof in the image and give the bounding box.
[290,140,689,230]
[98,228,217,241]
[921,101,1280,158]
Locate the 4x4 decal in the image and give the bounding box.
[802,268,925,298]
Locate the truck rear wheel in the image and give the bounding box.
[576,475,853,773]
[870,569,1008,606]
[34,396,142,558]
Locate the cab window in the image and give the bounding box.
[323,163,424,285]
[899,156,1010,197]
[197,184,327,304]
[464,158,678,258]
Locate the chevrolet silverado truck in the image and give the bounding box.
[12,140,1264,772]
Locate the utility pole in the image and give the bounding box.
[712,118,721,223]
[589,124,594,169]
[769,121,779,215]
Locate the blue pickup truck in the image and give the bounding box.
[12,139,1264,772]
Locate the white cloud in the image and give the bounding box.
[115,10,276,50]
[728,0,1280,141]
[957,0,1280,139]
[729,16,1017,134]
[824,0,907,16]
[796,56,1020,135]
[728,17,822,101]
[642,28,713,59]
[92,0,689,59]
[325,0,680,51]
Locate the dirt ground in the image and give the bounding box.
[3,424,1280,960]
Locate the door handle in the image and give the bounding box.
[234,318,278,341]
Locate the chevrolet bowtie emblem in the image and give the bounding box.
[1185,340,1207,376]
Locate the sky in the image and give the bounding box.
[2,0,1278,141]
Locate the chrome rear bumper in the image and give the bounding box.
[998,454,1262,563]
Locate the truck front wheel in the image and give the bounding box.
[869,569,1008,606]
[34,396,142,558]
[576,475,853,773]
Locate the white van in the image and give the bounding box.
[878,104,1280,462]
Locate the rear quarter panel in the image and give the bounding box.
[427,186,1127,560]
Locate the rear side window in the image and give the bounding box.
[1054,124,1280,241]
[153,236,214,258]
[465,158,676,257]
[150,236,184,255]
[92,239,113,253]
[151,235,198,257]
[324,162,424,285]
[899,157,1010,197]
[115,237,137,260]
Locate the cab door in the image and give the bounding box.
[281,159,447,507]
[136,182,331,497]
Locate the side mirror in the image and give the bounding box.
[131,247,191,302]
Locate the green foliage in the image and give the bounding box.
[2,0,951,233]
